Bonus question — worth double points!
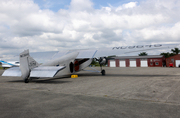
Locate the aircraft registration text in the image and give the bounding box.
[112,44,162,50]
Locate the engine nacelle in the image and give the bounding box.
[98,57,108,66]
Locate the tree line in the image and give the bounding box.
[138,48,180,58]
[90,48,180,66]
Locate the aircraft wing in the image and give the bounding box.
[30,66,66,77]
[42,44,179,60]
[76,44,179,59]
[2,67,21,76]
[30,51,59,63]
[2,66,66,78]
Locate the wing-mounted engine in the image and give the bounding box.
[98,57,108,66]
[95,57,108,76]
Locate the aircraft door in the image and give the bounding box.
[74,60,79,72]
[69,62,74,73]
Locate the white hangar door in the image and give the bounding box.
[110,60,116,67]
[141,60,148,67]
[130,60,136,67]
[176,60,180,67]
[119,60,126,67]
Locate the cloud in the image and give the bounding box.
[69,0,94,11]
[0,0,180,57]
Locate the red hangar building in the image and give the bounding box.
[166,54,180,67]
[108,55,166,67]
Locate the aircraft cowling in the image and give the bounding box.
[99,57,108,66]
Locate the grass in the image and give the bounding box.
[0,65,4,70]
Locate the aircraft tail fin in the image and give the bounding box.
[19,49,39,80]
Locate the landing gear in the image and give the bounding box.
[101,69,105,75]
[24,78,29,83]
[94,57,107,76]
[24,74,30,83]
[100,65,105,75]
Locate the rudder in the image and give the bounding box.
[19,49,39,81]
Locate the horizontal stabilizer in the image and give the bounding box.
[30,66,66,78]
[2,67,21,77]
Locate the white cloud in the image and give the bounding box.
[116,2,137,11]
[0,0,180,57]
[69,0,94,11]
[123,2,137,8]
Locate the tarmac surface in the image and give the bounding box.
[1,67,180,118]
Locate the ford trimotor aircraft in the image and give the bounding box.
[2,44,179,83]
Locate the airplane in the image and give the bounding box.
[0,60,20,69]
[2,44,179,83]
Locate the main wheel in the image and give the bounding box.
[101,69,105,75]
[24,79,29,83]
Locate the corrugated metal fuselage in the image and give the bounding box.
[41,52,92,77]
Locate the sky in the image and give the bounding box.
[0,0,180,58]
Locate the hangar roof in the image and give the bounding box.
[113,55,164,59]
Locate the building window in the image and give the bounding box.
[150,62,153,65]
[155,62,159,65]
[171,58,174,62]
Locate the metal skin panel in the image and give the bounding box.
[43,52,79,77]
[2,67,21,76]
[76,50,97,59]
[42,52,79,66]
[30,51,59,63]
[19,50,31,80]
[19,50,40,80]
[78,59,93,71]
[44,44,179,60]
[90,44,179,58]
[30,66,66,77]
[50,51,69,60]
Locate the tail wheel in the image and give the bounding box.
[101,69,105,75]
[24,79,29,83]
[24,74,30,83]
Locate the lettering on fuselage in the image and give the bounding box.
[112,44,162,50]
[29,61,36,67]
[20,53,29,58]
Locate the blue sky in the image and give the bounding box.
[34,0,140,11]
